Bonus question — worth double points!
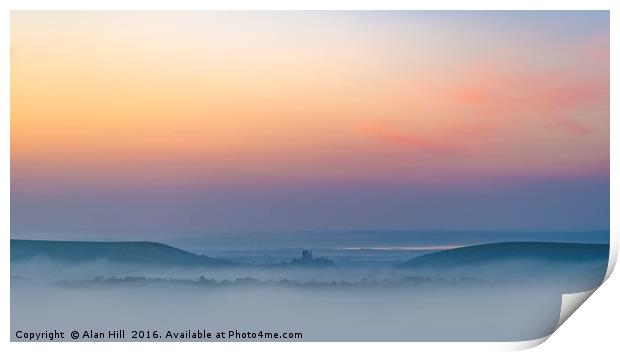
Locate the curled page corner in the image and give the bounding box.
[556,288,597,330]
[505,336,549,351]
[513,247,616,350]
[505,288,599,351]
[604,237,618,281]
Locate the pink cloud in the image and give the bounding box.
[362,120,446,151]
[449,60,607,135]
[556,119,595,135]
[360,119,491,153]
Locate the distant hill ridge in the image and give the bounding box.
[11,239,235,267]
[398,242,609,269]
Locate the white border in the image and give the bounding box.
[1,1,617,351]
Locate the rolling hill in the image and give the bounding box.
[398,242,609,269]
[11,239,235,267]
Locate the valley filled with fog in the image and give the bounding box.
[10,239,608,341]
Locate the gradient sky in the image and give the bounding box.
[11,11,609,238]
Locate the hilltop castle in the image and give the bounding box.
[290,250,334,266]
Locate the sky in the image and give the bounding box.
[11,11,609,239]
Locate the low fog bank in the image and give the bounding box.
[11,255,606,341]
[11,257,403,284]
[11,256,606,293]
[12,282,561,341]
